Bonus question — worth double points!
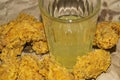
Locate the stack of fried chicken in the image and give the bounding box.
[1,13,120,80]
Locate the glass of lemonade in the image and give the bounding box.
[39,0,101,69]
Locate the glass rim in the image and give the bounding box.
[39,0,101,23]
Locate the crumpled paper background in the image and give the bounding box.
[0,0,120,80]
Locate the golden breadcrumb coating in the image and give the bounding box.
[0,54,46,80]
[17,54,45,80]
[94,22,119,49]
[109,22,120,37]
[0,13,48,59]
[40,56,74,80]
[32,41,48,54]
[16,13,37,21]
[73,49,111,80]
[0,47,23,60]
[0,57,19,80]
[0,50,111,80]
[0,54,74,80]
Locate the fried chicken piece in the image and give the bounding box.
[39,56,74,80]
[73,49,111,80]
[18,54,73,80]
[1,15,45,48]
[0,54,46,80]
[0,46,23,61]
[0,57,19,80]
[0,13,48,58]
[17,54,45,80]
[32,41,48,54]
[16,13,37,21]
[47,65,74,80]
[94,22,119,49]
[0,53,73,80]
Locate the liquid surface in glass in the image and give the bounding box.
[39,0,100,69]
[43,15,97,69]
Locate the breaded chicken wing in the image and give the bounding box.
[73,49,111,80]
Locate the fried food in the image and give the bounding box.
[0,14,113,80]
[73,49,111,80]
[109,22,120,37]
[17,54,45,80]
[0,47,23,60]
[0,49,111,80]
[0,13,72,80]
[0,13,48,59]
[94,22,119,49]
[0,54,73,80]
[32,41,48,54]
[40,56,74,80]
[0,57,19,80]
[0,54,45,80]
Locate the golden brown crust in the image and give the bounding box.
[73,49,111,80]
[32,41,48,54]
[0,57,19,80]
[0,13,48,59]
[109,22,120,37]
[0,47,24,60]
[0,49,111,80]
[39,56,74,80]
[0,54,74,80]
[17,54,45,80]
[94,22,119,49]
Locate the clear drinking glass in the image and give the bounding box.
[39,0,101,69]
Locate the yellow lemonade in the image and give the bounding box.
[42,15,98,69]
